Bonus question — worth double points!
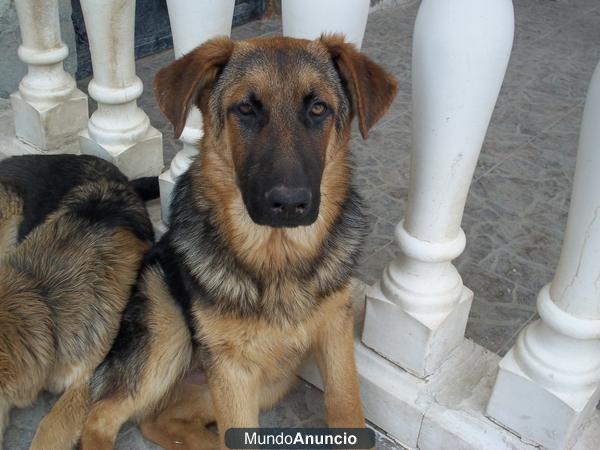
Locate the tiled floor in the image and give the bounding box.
[352,0,600,356]
[3,0,600,448]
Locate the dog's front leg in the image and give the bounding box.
[0,396,10,449]
[30,382,89,450]
[208,361,260,450]
[314,287,365,429]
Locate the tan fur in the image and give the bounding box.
[0,267,54,407]
[313,287,364,427]
[199,284,360,448]
[44,228,148,394]
[0,185,152,448]
[139,366,298,450]
[30,383,90,450]
[81,268,193,449]
[134,269,194,421]
[139,381,219,450]
[2,225,149,449]
[0,186,22,256]
[153,37,235,138]
[319,34,398,138]
[81,398,138,450]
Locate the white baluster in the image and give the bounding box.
[362,0,514,377]
[10,0,88,153]
[282,0,370,49]
[78,0,163,179]
[487,60,600,450]
[159,0,235,224]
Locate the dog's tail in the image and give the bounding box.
[129,176,160,202]
[29,382,91,450]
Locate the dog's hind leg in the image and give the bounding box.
[0,396,11,449]
[30,383,90,450]
[140,381,219,450]
[138,373,293,450]
[80,397,138,450]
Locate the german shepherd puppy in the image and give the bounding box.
[74,35,396,450]
[0,154,156,449]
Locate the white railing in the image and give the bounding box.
[158,0,236,225]
[282,0,370,48]
[10,0,88,154]
[78,0,163,179]
[7,0,600,449]
[363,0,514,378]
[487,58,600,450]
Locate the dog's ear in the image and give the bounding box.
[320,34,397,139]
[154,37,234,138]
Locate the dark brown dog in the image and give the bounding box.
[71,34,396,450]
[0,155,156,449]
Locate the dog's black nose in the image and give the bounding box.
[265,186,312,222]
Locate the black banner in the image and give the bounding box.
[225,428,375,449]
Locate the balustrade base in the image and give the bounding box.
[298,280,600,450]
[487,349,600,450]
[10,89,88,151]
[145,197,167,239]
[362,282,472,378]
[158,168,177,226]
[1,137,80,159]
[79,126,163,179]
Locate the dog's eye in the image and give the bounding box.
[310,102,327,116]
[238,103,254,115]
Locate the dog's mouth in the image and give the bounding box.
[248,207,320,228]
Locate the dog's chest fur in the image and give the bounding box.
[193,306,315,378]
[190,282,353,382]
[159,170,367,370]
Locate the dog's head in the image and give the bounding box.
[155,35,397,228]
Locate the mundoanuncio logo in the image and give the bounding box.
[225,427,376,449]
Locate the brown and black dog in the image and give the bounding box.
[0,154,156,449]
[69,34,396,450]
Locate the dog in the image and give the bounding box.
[69,34,397,450]
[0,154,157,449]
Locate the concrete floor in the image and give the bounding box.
[3,0,600,448]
